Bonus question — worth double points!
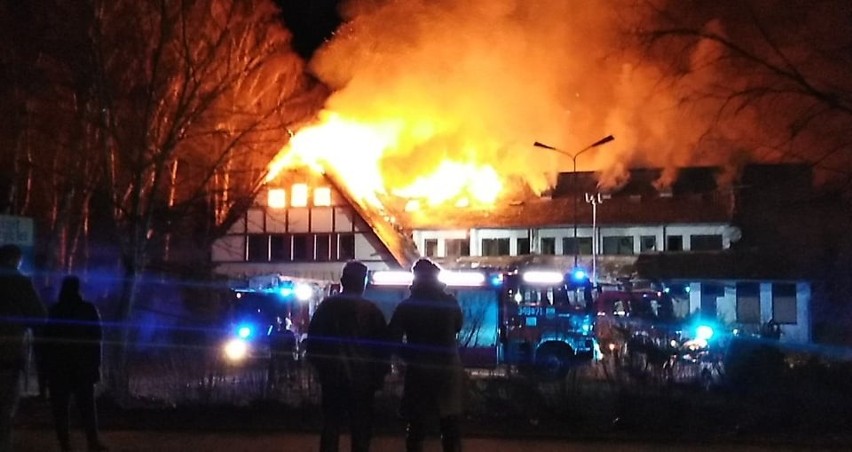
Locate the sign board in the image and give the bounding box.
[0,215,35,273]
[0,215,34,246]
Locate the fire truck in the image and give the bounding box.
[594,286,725,388]
[220,275,327,366]
[364,266,598,379]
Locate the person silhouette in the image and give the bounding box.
[389,259,464,452]
[305,261,390,452]
[43,276,107,452]
[0,244,46,452]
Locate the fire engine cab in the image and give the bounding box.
[364,266,598,379]
[221,275,327,365]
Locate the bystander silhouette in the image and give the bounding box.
[389,258,464,452]
[43,276,108,452]
[305,261,390,452]
[0,244,46,452]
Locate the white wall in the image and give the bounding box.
[411,223,729,257]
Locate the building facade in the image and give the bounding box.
[210,164,813,343]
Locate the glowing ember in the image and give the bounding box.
[266,112,504,210]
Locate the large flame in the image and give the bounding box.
[267,111,504,210]
[267,0,753,210]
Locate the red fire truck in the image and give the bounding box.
[220,275,326,366]
[364,266,598,379]
[594,286,725,388]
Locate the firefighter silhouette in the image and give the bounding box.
[268,316,298,387]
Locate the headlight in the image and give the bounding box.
[224,338,249,362]
[295,283,313,301]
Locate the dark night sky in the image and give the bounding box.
[276,0,342,60]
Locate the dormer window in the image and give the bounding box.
[291,183,309,207]
[267,189,286,208]
[314,187,332,206]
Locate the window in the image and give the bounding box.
[691,234,723,251]
[481,238,510,256]
[736,283,760,324]
[292,235,310,260]
[541,237,556,255]
[602,236,634,255]
[424,239,439,257]
[315,234,331,261]
[667,235,683,251]
[247,235,269,262]
[338,234,355,260]
[517,238,531,255]
[562,237,592,255]
[701,283,723,320]
[446,239,470,257]
[267,189,286,208]
[773,283,797,324]
[291,183,309,207]
[640,235,657,252]
[270,235,291,261]
[313,187,332,206]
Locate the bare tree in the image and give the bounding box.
[633,0,852,342]
[2,0,324,395]
[632,0,852,183]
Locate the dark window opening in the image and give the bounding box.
[562,237,592,255]
[691,234,723,251]
[517,238,531,255]
[603,236,634,255]
[445,239,470,257]
[700,283,723,320]
[667,235,683,251]
[315,234,331,261]
[541,237,556,255]
[292,235,309,261]
[338,234,355,261]
[736,283,760,324]
[424,239,439,257]
[247,235,269,262]
[772,283,797,324]
[482,238,510,256]
[270,235,291,261]
[640,235,657,252]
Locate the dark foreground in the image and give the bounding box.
[11,392,850,452]
[12,429,841,452]
[12,346,852,452]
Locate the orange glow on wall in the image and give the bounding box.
[314,187,332,206]
[291,183,309,207]
[267,189,286,208]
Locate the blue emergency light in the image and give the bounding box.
[237,324,253,339]
[695,325,714,341]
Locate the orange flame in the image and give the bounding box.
[267,111,503,210]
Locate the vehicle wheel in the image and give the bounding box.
[534,344,572,381]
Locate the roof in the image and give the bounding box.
[401,192,732,230]
[323,170,420,269]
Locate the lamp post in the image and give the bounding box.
[585,192,604,285]
[533,135,614,267]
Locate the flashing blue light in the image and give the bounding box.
[279,287,293,297]
[685,286,691,293]
[570,269,587,281]
[489,274,504,287]
[237,325,253,339]
[695,325,714,341]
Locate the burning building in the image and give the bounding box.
[211,162,815,344]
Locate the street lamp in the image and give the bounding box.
[585,192,604,286]
[533,135,614,267]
